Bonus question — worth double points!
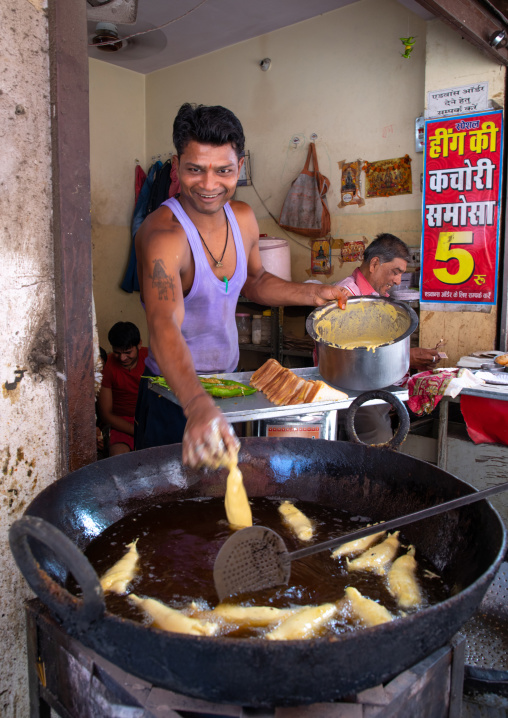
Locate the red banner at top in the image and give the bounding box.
[421,110,503,305]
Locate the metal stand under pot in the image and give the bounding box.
[26,599,466,718]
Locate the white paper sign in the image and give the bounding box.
[427,82,489,119]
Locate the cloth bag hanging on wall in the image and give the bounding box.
[279,143,331,238]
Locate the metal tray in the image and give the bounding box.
[148,367,409,423]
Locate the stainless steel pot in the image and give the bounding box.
[306,296,418,391]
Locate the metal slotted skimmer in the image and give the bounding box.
[214,526,291,602]
[213,482,508,601]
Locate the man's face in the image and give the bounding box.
[112,343,140,370]
[173,140,244,215]
[368,257,407,295]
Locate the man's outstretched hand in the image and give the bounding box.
[182,393,240,469]
[311,284,349,310]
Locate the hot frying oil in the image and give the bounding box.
[83,497,449,638]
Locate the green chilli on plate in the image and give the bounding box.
[146,375,257,399]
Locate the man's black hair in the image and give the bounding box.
[364,233,410,265]
[108,322,140,351]
[173,103,245,159]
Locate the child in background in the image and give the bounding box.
[98,322,147,456]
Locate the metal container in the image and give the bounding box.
[306,296,418,391]
[235,313,251,344]
[259,237,292,282]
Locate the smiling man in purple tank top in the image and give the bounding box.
[135,103,349,468]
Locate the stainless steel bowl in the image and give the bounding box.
[481,363,506,372]
[306,296,419,391]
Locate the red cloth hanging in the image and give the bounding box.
[135,164,147,204]
[169,162,180,198]
[460,394,508,445]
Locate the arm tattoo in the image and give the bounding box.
[151,259,176,301]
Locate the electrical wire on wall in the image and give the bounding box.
[248,180,347,258]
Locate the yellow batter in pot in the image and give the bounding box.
[313,299,410,352]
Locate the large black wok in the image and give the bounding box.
[10,438,507,707]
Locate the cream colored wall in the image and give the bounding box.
[420,21,505,365]
[91,0,505,365]
[89,59,149,349]
[145,0,426,284]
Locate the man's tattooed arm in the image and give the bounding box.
[151,258,176,301]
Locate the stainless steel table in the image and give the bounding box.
[148,367,409,441]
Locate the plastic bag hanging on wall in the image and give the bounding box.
[279,143,331,238]
[338,159,365,208]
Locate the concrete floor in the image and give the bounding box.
[463,692,508,717]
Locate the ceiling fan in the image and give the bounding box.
[87,0,167,62]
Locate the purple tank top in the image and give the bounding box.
[145,198,248,375]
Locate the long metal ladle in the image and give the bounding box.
[213,481,508,601]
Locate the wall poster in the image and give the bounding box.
[421,110,503,305]
[363,155,412,198]
[310,239,332,275]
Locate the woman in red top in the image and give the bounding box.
[98,322,148,456]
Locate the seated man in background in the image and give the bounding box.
[98,322,148,456]
[335,233,442,444]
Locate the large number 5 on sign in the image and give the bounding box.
[433,232,475,285]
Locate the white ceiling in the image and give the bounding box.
[87,0,435,75]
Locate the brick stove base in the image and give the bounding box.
[26,599,465,718]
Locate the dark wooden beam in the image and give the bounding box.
[48,0,97,473]
[414,0,508,65]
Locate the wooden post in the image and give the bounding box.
[48,0,97,473]
[438,397,450,470]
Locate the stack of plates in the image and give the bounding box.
[457,351,506,369]
[475,370,508,385]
